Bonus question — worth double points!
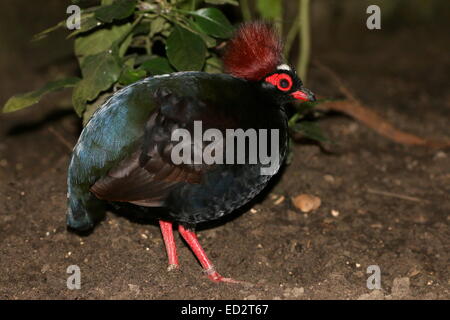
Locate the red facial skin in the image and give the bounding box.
[265,73,310,101]
[223,22,312,102]
[265,73,293,91]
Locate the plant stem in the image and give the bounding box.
[274,4,283,36]
[145,37,152,55]
[240,0,252,21]
[161,12,205,38]
[297,0,310,83]
[190,0,196,11]
[118,14,143,45]
[288,112,301,127]
[284,19,299,58]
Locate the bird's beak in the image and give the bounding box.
[291,87,316,102]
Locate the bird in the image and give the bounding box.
[66,22,316,283]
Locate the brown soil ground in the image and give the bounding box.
[0,2,449,299]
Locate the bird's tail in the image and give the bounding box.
[67,185,105,231]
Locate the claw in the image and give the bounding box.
[206,268,252,285]
[205,268,241,283]
[167,264,180,272]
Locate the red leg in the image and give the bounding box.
[178,225,239,283]
[159,220,179,271]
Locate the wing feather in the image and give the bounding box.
[90,93,204,206]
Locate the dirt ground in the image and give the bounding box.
[0,3,449,299]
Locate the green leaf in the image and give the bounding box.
[204,56,223,73]
[166,25,206,71]
[285,139,294,165]
[205,0,238,5]
[95,0,137,23]
[294,98,335,114]
[72,50,121,116]
[2,78,80,113]
[133,21,150,36]
[187,20,217,48]
[119,33,133,57]
[32,20,66,41]
[118,66,147,85]
[74,23,132,59]
[67,13,102,38]
[123,56,135,69]
[191,8,233,38]
[149,16,166,38]
[139,57,175,75]
[133,54,155,65]
[256,0,283,21]
[293,121,329,143]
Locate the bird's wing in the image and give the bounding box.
[89,89,214,207]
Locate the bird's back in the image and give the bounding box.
[67,72,288,229]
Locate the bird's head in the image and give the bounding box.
[223,22,316,105]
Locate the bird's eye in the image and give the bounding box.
[276,74,293,91]
[279,79,290,89]
[265,73,293,92]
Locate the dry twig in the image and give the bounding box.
[367,188,426,203]
[313,60,450,149]
[48,126,73,152]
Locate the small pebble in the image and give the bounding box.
[433,151,446,160]
[331,209,340,217]
[273,195,285,205]
[292,194,321,213]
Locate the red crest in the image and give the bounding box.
[223,22,283,81]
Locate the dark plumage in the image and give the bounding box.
[67,23,315,282]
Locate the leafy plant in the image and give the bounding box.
[3,0,236,124]
[3,0,324,144]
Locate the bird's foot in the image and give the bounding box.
[167,264,180,272]
[204,267,241,284]
[177,225,250,284]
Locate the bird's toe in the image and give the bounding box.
[167,264,180,272]
[205,269,246,284]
